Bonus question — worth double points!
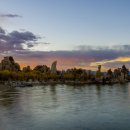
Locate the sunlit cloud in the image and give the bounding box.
[8,47,130,70]
[90,56,130,67]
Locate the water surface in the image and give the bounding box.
[0,83,130,130]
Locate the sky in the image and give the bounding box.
[0,0,130,71]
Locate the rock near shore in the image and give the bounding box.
[0,56,20,71]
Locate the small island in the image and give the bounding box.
[0,56,129,87]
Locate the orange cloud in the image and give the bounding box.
[90,56,130,67]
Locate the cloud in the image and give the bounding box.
[0,27,5,34]
[42,42,51,45]
[6,44,130,70]
[76,44,130,60]
[0,27,130,70]
[2,45,126,70]
[74,45,130,70]
[0,27,40,52]
[0,13,22,24]
[0,14,22,18]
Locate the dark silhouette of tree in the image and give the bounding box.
[121,65,129,79]
[107,69,113,81]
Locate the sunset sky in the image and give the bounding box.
[0,0,130,71]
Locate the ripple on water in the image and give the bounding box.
[0,84,130,130]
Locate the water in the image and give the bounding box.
[0,83,130,130]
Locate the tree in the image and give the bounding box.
[121,65,129,79]
[107,69,113,79]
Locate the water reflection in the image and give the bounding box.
[50,84,57,94]
[96,85,102,97]
[49,85,57,103]
[0,84,130,130]
[0,87,19,107]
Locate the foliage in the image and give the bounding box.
[0,64,129,82]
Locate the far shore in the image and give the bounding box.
[0,79,129,87]
[0,56,129,87]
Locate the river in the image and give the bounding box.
[0,83,130,130]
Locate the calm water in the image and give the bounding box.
[0,83,130,130]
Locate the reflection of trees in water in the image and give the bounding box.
[96,85,101,91]
[49,85,57,102]
[95,83,129,97]
[95,84,103,97]
[0,87,19,107]
[50,84,56,94]
[66,84,86,91]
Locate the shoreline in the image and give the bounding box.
[0,80,129,87]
